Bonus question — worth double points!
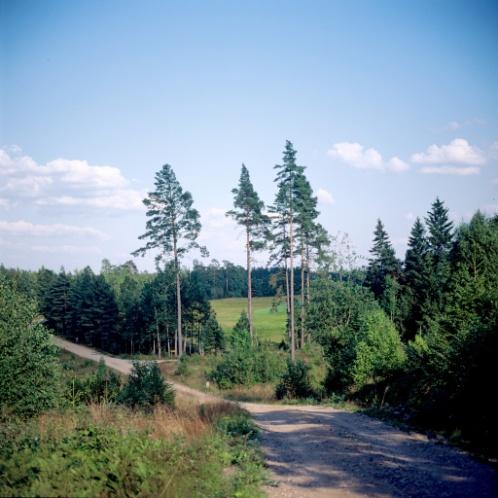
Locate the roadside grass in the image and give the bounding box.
[210,296,286,343]
[58,349,99,380]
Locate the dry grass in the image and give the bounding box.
[36,400,245,444]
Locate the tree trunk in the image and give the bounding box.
[289,217,295,361]
[246,226,253,340]
[300,245,305,349]
[306,243,311,306]
[154,308,161,358]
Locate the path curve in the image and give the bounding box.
[53,336,498,498]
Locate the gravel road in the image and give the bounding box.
[53,336,498,498]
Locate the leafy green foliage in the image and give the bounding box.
[0,280,61,416]
[276,359,314,400]
[119,361,175,410]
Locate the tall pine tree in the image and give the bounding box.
[271,141,305,360]
[226,164,270,340]
[133,164,206,356]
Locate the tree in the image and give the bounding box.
[403,217,430,338]
[133,164,207,356]
[424,198,454,316]
[0,279,61,416]
[44,271,72,337]
[365,219,400,299]
[271,141,305,360]
[294,171,320,347]
[226,164,270,340]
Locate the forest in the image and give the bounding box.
[2,140,497,462]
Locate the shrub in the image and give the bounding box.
[65,358,121,405]
[352,309,406,389]
[119,361,174,410]
[276,359,314,400]
[0,280,61,416]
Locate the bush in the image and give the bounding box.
[0,280,61,416]
[276,359,314,400]
[65,358,121,405]
[119,361,174,410]
[352,310,406,389]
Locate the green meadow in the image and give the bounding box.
[210,296,286,343]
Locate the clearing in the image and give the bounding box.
[53,336,498,498]
[210,296,286,342]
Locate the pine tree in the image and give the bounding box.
[132,164,207,357]
[365,219,400,299]
[226,164,270,340]
[271,141,305,360]
[294,172,320,347]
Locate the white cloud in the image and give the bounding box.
[317,188,335,205]
[0,198,10,209]
[328,142,383,170]
[404,212,415,221]
[419,166,480,175]
[387,156,410,172]
[31,244,102,254]
[411,138,485,165]
[327,143,409,173]
[0,220,108,239]
[0,147,143,211]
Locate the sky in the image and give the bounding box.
[1,0,497,272]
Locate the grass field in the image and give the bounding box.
[210,296,286,342]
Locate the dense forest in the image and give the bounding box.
[2,141,497,459]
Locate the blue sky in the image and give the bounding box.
[1,0,497,271]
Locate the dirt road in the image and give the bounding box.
[53,336,498,498]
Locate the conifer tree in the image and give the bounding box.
[44,270,71,337]
[226,164,270,339]
[425,198,454,315]
[271,141,305,360]
[365,219,400,299]
[294,172,319,347]
[402,217,430,338]
[133,164,206,356]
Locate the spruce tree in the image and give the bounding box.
[425,198,454,316]
[44,271,71,337]
[403,217,430,338]
[365,219,400,299]
[226,164,270,340]
[133,164,206,356]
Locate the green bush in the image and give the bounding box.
[119,361,175,410]
[65,358,121,405]
[0,280,61,416]
[275,359,314,400]
[352,310,406,389]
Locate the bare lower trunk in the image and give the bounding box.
[289,218,295,361]
[247,227,253,340]
[154,308,161,358]
[300,246,305,349]
[175,258,183,357]
[306,243,311,306]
